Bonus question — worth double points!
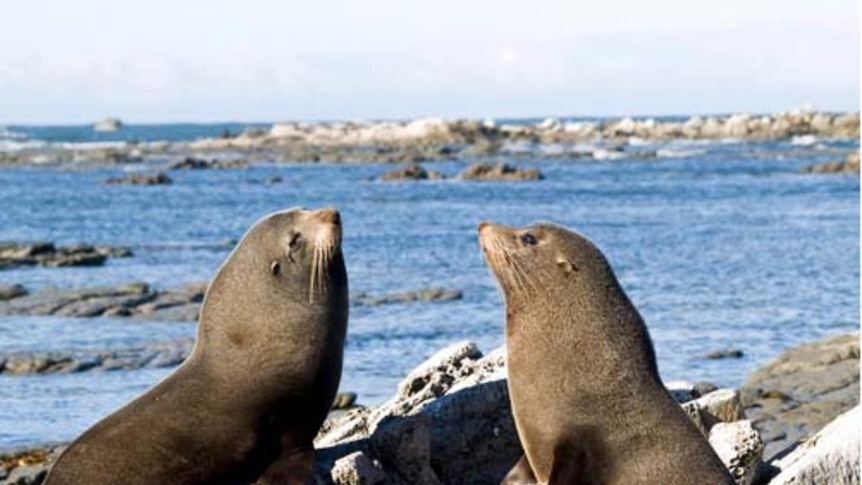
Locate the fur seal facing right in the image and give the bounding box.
[45,207,348,485]
[479,221,734,485]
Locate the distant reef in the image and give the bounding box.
[0,110,858,168]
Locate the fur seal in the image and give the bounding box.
[45,207,349,485]
[478,221,734,485]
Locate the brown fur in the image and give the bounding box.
[45,207,349,485]
[479,221,733,485]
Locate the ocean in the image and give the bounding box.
[0,122,858,448]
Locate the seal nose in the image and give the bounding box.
[478,221,494,234]
[313,207,341,225]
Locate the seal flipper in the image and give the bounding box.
[500,455,538,485]
[254,447,315,485]
[548,439,601,485]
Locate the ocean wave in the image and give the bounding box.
[57,141,128,150]
[656,148,706,158]
[0,140,48,152]
[0,128,26,141]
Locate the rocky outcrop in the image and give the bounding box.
[3,111,858,169]
[457,162,543,181]
[0,243,132,270]
[378,163,446,181]
[800,151,860,174]
[0,285,28,301]
[0,283,464,320]
[93,118,122,132]
[765,405,860,485]
[0,282,205,321]
[103,172,172,185]
[0,339,193,375]
[5,334,859,484]
[0,446,64,485]
[309,342,761,484]
[741,333,859,461]
[351,288,463,307]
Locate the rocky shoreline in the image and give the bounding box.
[0,243,132,271]
[1,332,857,485]
[0,281,464,323]
[0,111,858,168]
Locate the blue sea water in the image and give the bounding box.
[0,124,858,448]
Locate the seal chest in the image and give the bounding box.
[479,221,734,485]
[45,207,349,485]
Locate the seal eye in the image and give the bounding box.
[270,261,280,276]
[520,233,538,246]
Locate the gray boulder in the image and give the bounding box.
[767,405,860,485]
[741,333,859,461]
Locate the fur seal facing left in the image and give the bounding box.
[45,207,348,485]
[479,221,734,485]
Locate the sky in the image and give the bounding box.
[1,0,859,124]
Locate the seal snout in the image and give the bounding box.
[312,207,341,225]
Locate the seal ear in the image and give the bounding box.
[556,257,578,275]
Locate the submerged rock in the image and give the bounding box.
[0,281,203,322]
[0,243,131,270]
[378,163,445,181]
[0,339,194,375]
[457,162,543,181]
[0,285,28,301]
[166,156,249,170]
[351,288,463,306]
[800,151,860,174]
[103,172,172,186]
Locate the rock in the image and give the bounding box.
[2,464,47,485]
[537,117,563,132]
[694,382,720,398]
[351,288,463,307]
[0,243,131,270]
[0,285,27,301]
[330,452,390,485]
[696,389,746,430]
[767,405,860,485]
[263,175,283,184]
[166,156,249,170]
[0,445,65,485]
[0,281,206,322]
[104,172,172,185]
[706,348,745,359]
[313,342,519,484]
[665,380,698,403]
[332,392,358,410]
[800,151,860,174]
[0,339,194,375]
[708,420,763,485]
[93,118,122,132]
[378,163,445,181]
[310,341,763,484]
[741,333,859,461]
[457,162,543,181]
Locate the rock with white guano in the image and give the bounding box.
[709,420,763,485]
